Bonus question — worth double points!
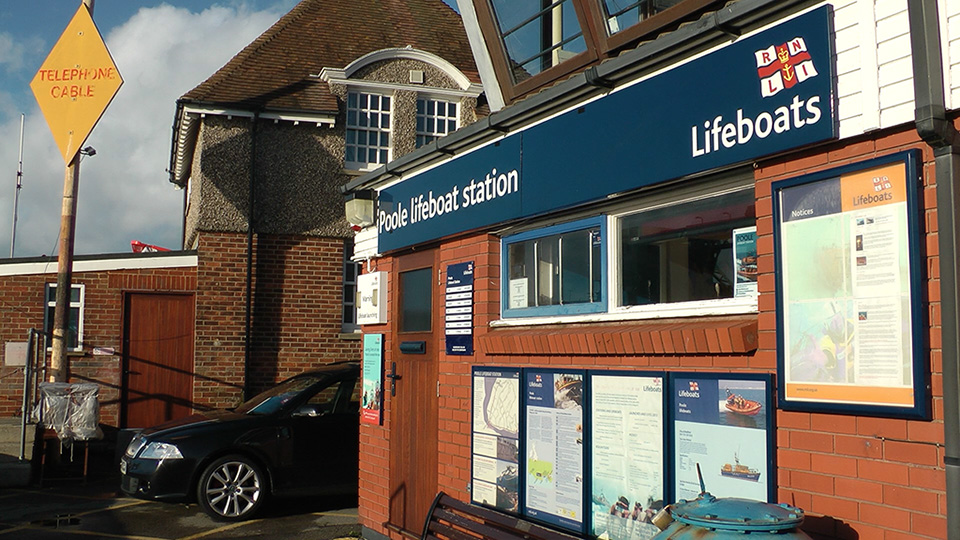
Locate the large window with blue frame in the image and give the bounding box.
[502,216,606,318]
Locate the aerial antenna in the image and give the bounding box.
[696,462,706,494]
[9,113,24,258]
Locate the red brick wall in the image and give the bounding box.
[358,126,948,540]
[755,128,946,540]
[194,232,362,411]
[358,257,394,532]
[0,264,197,426]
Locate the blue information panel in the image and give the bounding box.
[471,368,521,512]
[773,152,927,418]
[523,370,585,533]
[446,261,474,355]
[670,374,774,502]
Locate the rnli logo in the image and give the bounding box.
[755,37,818,97]
[873,175,892,193]
[688,381,699,391]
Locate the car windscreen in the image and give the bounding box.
[234,375,325,415]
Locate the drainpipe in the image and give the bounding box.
[245,111,259,401]
[907,2,959,538]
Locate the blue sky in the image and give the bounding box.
[0,0,460,258]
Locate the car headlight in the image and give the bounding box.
[138,441,184,460]
[125,433,146,458]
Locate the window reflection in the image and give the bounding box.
[490,0,586,82]
[400,267,432,332]
[619,189,754,305]
[601,0,683,35]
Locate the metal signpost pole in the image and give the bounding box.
[9,113,23,258]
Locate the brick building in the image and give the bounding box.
[166,0,481,412]
[345,1,958,539]
[1,0,481,432]
[0,252,197,427]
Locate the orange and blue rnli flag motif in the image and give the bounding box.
[755,37,818,98]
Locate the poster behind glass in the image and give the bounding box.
[360,334,383,425]
[524,370,584,533]
[589,373,664,540]
[471,368,520,512]
[671,374,773,502]
[774,151,926,418]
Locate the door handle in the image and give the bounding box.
[385,362,401,396]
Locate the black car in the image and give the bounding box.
[120,362,360,521]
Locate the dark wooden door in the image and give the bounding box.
[389,249,439,534]
[122,293,195,428]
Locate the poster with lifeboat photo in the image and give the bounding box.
[671,374,773,503]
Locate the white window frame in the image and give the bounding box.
[345,90,393,171]
[416,96,459,148]
[43,283,85,351]
[342,240,362,333]
[492,176,758,327]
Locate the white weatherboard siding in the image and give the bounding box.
[353,226,379,260]
[834,0,918,139]
[945,0,960,109]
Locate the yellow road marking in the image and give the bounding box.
[176,519,263,540]
[0,525,168,540]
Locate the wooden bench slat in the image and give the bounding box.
[422,492,581,540]
[426,520,486,540]
[431,508,529,540]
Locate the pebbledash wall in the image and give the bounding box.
[349,1,956,540]
[0,253,197,426]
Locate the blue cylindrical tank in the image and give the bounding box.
[651,492,813,539]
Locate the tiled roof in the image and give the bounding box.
[181,0,480,112]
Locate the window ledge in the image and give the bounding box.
[338,332,363,341]
[494,297,757,327]
[478,314,758,356]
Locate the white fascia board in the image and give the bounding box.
[0,255,198,277]
[318,75,483,99]
[456,0,505,111]
[181,105,336,127]
[172,105,337,185]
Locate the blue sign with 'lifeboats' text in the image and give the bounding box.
[377,6,836,252]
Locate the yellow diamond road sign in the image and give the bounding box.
[31,3,123,164]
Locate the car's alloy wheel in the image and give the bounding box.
[197,455,267,521]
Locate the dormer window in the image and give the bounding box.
[346,91,392,170]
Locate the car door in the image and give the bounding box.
[278,374,360,496]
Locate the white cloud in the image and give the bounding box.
[0,31,35,74]
[0,3,283,257]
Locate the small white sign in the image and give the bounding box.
[357,272,387,325]
[4,342,27,367]
[509,278,528,309]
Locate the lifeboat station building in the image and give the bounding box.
[345,1,959,539]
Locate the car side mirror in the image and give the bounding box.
[292,404,324,418]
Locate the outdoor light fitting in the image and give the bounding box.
[80,146,96,157]
[345,189,376,228]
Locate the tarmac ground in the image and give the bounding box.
[0,425,361,540]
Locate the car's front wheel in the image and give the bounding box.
[197,455,268,521]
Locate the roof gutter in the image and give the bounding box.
[907,2,959,539]
[342,0,809,195]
